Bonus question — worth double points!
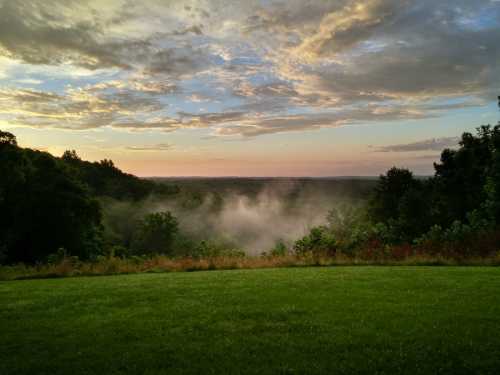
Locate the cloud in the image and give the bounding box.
[172,25,204,36]
[373,137,460,152]
[214,105,430,137]
[246,0,500,116]
[0,0,146,70]
[0,0,499,138]
[144,46,213,77]
[89,79,177,95]
[0,82,458,137]
[0,84,165,130]
[291,0,408,61]
[228,80,313,114]
[125,143,174,151]
[0,0,215,77]
[187,93,210,102]
[177,111,247,127]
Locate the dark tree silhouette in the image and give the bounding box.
[368,167,420,222]
[1,131,102,263]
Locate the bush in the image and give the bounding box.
[108,245,131,258]
[191,240,245,259]
[294,226,337,256]
[47,248,69,265]
[269,240,288,257]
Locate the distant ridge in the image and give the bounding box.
[145,176,432,180]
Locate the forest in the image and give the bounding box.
[2,124,500,269]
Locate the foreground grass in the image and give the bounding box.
[1,267,500,374]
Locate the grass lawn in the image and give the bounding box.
[1,267,500,374]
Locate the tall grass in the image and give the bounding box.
[2,252,500,281]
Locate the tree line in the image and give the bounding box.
[294,124,500,258]
[0,131,177,264]
[2,124,500,264]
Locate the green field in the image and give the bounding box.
[2,267,500,374]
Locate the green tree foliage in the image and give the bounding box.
[100,199,148,251]
[372,124,500,247]
[294,226,337,256]
[367,168,431,242]
[368,167,420,222]
[269,240,288,257]
[395,185,432,239]
[0,132,102,263]
[325,203,374,253]
[433,127,496,223]
[433,125,500,224]
[187,240,245,259]
[0,130,17,146]
[61,150,178,200]
[132,212,179,256]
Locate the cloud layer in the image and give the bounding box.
[373,137,460,152]
[1,0,499,137]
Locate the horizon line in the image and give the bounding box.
[141,175,433,179]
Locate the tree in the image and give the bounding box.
[59,151,177,200]
[0,134,103,263]
[368,167,420,223]
[132,211,179,255]
[0,130,17,146]
[370,124,500,246]
[62,150,81,162]
[433,125,500,225]
[396,184,432,240]
[1,129,179,263]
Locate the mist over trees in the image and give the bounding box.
[131,212,178,256]
[1,124,500,264]
[279,124,500,258]
[0,131,181,263]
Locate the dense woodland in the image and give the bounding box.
[1,124,500,265]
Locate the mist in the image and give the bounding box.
[101,180,354,254]
[177,185,332,254]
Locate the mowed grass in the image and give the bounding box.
[1,267,500,374]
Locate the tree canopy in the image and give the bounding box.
[0,131,177,263]
[369,124,500,244]
[0,133,102,263]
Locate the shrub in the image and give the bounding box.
[269,240,288,257]
[108,245,131,258]
[191,240,245,258]
[294,226,337,256]
[47,247,69,264]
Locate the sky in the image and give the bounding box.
[0,0,499,176]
